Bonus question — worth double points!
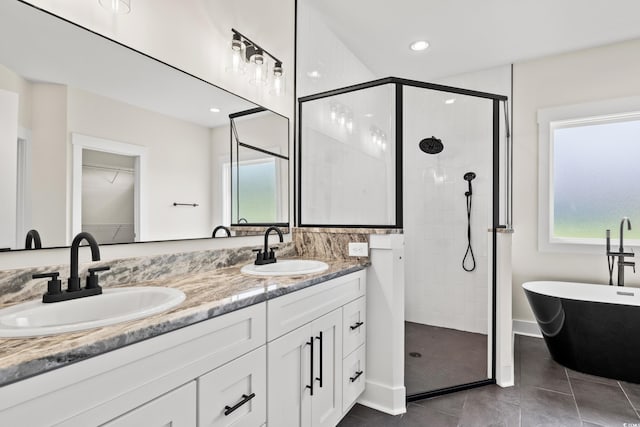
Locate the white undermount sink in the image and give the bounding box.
[241,259,329,276]
[0,287,186,338]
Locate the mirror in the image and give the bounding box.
[0,1,289,251]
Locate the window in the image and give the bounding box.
[538,98,640,252]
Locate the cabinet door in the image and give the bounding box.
[198,346,266,427]
[311,309,343,427]
[101,382,195,427]
[267,323,313,427]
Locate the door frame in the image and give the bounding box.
[71,133,148,242]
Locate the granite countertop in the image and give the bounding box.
[0,257,367,387]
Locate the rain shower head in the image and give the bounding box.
[463,172,476,181]
[418,136,443,154]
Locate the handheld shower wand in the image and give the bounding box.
[463,172,477,272]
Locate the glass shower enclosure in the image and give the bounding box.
[298,77,509,399]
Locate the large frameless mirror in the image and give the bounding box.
[0,1,289,251]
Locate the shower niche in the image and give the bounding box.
[298,78,509,399]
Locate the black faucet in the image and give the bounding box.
[212,225,231,237]
[32,232,110,303]
[253,226,283,265]
[25,229,42,250]
[606,217,635,286]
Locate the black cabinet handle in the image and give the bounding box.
[306,337,314,396]
[350,370,364,383]
[315,331,323,388]
[224,393,256,416]
[350,321,364,331]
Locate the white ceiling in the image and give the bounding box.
[311,0,640,80]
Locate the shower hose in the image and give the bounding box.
[462,191,476,272]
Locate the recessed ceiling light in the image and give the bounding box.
[445,98,456,105]
[410,40,429,51]
[209,107,220,113]
[364,113,374,118]
[307,70,321,79]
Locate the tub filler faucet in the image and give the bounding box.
[606,217,635,286]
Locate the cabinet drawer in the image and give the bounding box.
[198,346,266,427]
[268,270,366,341]
[102,382,196,427]
[343,297,366,357]
[342,344,366,413]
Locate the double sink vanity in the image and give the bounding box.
[0,249,368,427]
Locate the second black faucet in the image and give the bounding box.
[253,226,284,265]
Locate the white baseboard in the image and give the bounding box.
[513,319,542,338]
[358,380,406,416]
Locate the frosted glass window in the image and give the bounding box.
[552,115,640,241]
[232,158,278,223]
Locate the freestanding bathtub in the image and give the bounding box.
[524,281,640,383]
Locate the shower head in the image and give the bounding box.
[419,136,443,154]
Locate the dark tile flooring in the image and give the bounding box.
[339,335,640,426]
[405,322,488,395]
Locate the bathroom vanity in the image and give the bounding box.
[0,262,366,427]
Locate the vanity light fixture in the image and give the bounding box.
[228,29,285,96]
[98,0,131,14]
[410,40,429,51]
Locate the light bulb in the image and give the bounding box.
[227,34,246,75]
[248,49,267,86]
[270,62,285,96]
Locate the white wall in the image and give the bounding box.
[0,64,32,130]
[296,1,375,97]
[512,38,640,322]
[0,89,18,249]
[68,87,213,241]
[30,83,69,247]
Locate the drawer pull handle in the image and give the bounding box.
[350,370,364,383]
[306,337,314,396]
[316,331,323,388]
[350,321,364,330]
[224,393,256,416]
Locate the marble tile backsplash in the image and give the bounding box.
[294,227,402,259]
[0,242,295,308]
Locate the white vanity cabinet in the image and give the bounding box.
[0,269,367,427]
[267,270,366,427]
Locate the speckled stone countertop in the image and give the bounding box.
[0,257,367,387]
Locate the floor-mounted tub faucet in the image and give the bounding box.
[606,217,635,286]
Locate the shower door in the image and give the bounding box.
[403,85,496,397]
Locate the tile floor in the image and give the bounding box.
[339,335,640,426]
[405,322,488,395]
